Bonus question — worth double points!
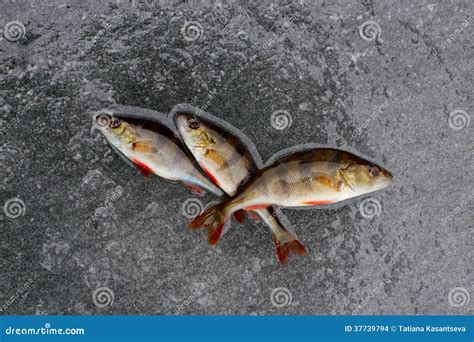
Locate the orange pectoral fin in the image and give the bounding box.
[182,182,205,196]
[132,141,157,153]
[243,204,271,211]
[132,158,153,178]
[313,175,342,191]
[302,200,334,206]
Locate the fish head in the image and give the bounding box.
[93,113,138,147]
[339,158,394,196]
[174,113,217,155]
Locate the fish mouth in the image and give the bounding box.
[383,169,394,182]
[378,167,394,188]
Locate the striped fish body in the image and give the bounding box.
[96,114,223,196]
[226,149,393,212]
[174,112,307,263]
[188,148,393,239]
[179,121,254,195]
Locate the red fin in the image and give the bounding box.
[132,158,153,178]
[273,236,308,265]
[302,200,333,205]
[232,210,246,224]
[208,222,225,246]
[243,204,271,211]
[182,181,205,196]
[202,167,220,187]
[188,204,228,246]
[247,210,260,222]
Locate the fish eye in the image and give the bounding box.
[187,117,200,129]
[368,165,380,177]
[110,118,121,128]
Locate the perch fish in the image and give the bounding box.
[94,113,223,196]
[174,112,307,264]
[188,147,394,241]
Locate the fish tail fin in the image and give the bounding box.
[258,207,308,265]
[273,233,307,265]
[188,203,229,246]
[232,210,246,224]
